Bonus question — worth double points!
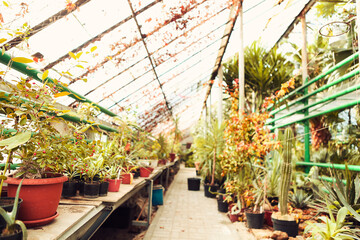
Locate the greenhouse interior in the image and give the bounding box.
[0,0,360,239]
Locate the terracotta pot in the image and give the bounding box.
[140,167,153,177]
[121,173,133,184]
[6,175,68,224]
[107,179,122,192]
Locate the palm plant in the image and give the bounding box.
[222,41,294,111]
[192,118,225,185]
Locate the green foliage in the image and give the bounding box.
[305,206,358,240]
[311,163,360,221]
[0,180,27,239]
[191,118,225,184]
[290,189,312,209]
[222,41,294,110]
[279,127,294,216]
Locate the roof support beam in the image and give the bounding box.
[127,0,174,121]
[201,2,239,113]
[3,0,91,50]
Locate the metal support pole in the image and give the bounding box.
[357,0,360,64]
[147,179,153,227]
[301,13,310,173]
[238,0,245,117]
[165,167,170,190]
[217,65,223,125]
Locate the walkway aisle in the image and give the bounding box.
[144,166,254,240]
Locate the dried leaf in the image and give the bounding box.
[12,57,34,63]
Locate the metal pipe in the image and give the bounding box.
[268,52,359,112]
[268,82,360,124]
[297,161,360,172]
[270,68,360,116]
[0,90,119,133]
[0,52,118,117]
[271,98,360,130]
[238,0,245,117]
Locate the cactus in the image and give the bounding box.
[279,127,293,216]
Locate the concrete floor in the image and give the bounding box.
[144,166,255,240]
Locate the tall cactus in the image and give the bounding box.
[279,127,294,215]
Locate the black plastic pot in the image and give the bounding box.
[133,168,140,179]
[84,182,100,198]
[99,181,109,196]
[62,181,78,198]
[245,211,265,229]
[217,188,228,213]
[78,181,85,196]
[204,183,219,198]
[187,178,201,191]
[0,198,22,233]
[0,228,23,240]
[272,217,299,237]
[267,196,279,206]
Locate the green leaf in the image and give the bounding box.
[82,78,87,82]
[14,110,25,116]
[0,131,31,150]
[11,57,34,63]
[336,207,347,228]
[19,116,26,126]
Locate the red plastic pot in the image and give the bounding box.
[140,167,154,177]
[169,153,176,162]
[107,179,122,192]
[264,210,273,226]
[121,173,133,184]
[229,213,241,223]
[6,175,67,224]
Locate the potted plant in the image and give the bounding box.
[61,156,79,198]
[121,166,136,185]
[81,149,105,198]
[0,180,27,240]
[244,178,271,229]
[0,72,75,225]
[271,127,299,237]
[192,118,225,198]
[169,117,182,162]
[106,165,122,192]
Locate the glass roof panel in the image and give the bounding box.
[0,0,65,42]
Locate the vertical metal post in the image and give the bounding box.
[165,166,170,190]
[357,0,360,64]
[238,0,245,118]
[301,13,310,173]
[217,65,223,125]
[147,179,153,227]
